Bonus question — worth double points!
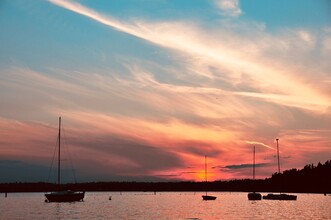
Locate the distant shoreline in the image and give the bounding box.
[1,160,330,194]
[0,180,330,194]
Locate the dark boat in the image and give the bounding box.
[202,195,217,200]
[248,192,262,200]
[45,117,85,203]
[263,139,297,201]
[248,146,262,200]
[262,193,297,200]
[202,156,217,201]
[45,191,85,202]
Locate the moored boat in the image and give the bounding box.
[45,117,85,203]
[262,193,297,200]
[202,156,217,201]
[248,192,262,200]
[247,146,262,200]
[45,190,85,202]
[202,195,217,200]
[262,139,297,201]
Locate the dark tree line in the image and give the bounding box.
[263,160,331,193]
[1,160,330,193]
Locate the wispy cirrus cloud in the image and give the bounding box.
[246,141,274,150]
[48,0,331,114]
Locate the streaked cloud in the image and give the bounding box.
[221,163,270,170]
[246,141,274,150]
[48,0,331,114]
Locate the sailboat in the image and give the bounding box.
[247,146,262,200]
[202,156,217,200]
[262,139,297,201]
[45,117,85,203]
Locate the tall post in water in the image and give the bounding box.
[252,146,256,193]
[276,138,281,194]
[58,117,61,189]
[276,139,280,174]
[253,146,256,181]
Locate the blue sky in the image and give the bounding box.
[1,0,330,71]
[242,0,331,28]
[0,0,330,182]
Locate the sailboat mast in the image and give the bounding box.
[58,117,61,187]
[205,155,207,182]
[253,146,255,180]
[205,155,207,196]
[276,138,280,174]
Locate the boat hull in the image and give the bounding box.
[45,191,85,203]
[263,193,297,200]
[248,192,262,200]
[202,195,217,200]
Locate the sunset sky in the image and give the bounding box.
[1,0,331,183]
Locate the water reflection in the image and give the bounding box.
[0,192,330,220]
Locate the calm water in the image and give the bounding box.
[1,192,330,219]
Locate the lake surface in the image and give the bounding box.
[1,192,330,219]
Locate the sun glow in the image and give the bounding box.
[194,169,218,182]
